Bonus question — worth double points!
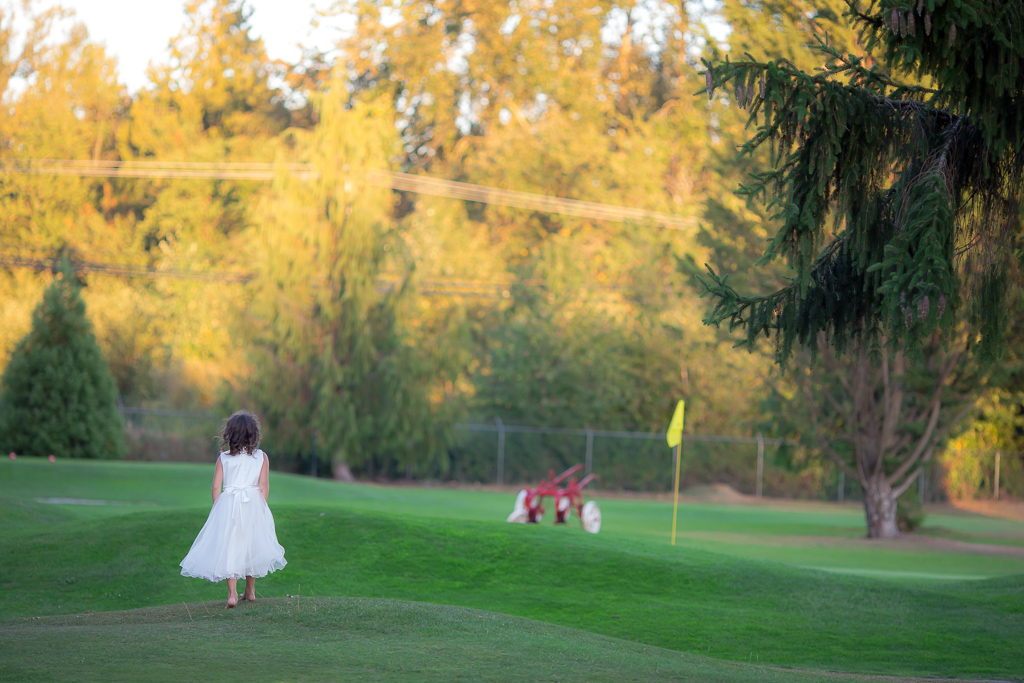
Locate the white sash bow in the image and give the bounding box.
[221,485,259,523]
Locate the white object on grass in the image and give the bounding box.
[507,489,528,523]
[581,501,602,534]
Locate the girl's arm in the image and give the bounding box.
[259,454,270,503]
[211,458,224,504]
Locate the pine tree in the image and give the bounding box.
[780,333,979,537]
[698,0,1024,362]
[698,0,863,300]
[0,265,127,459]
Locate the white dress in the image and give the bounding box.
[180,450,287,582]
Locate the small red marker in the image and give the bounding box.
[8,452,14,460]
[48,455,55,463]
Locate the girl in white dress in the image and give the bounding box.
[180,411,287,607]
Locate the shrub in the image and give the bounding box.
[897,485,926,533]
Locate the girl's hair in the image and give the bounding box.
[218,410,261,456]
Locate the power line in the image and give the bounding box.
[0,253,634,300]
[0,159,699,232]
[0,159,310,181]
[0,254,253,284]
[0,253,495,295]
[375,170,697,231]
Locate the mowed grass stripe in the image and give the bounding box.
[0,598,946,683]
[1,501,1022,680]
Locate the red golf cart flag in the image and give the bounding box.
[666,400,685,448]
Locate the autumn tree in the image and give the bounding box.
[244,90,458,480]
[331,1,772,436]
[936,315,1024,501]
[0,4,153,398]
[118,0,292,403]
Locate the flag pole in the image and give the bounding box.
[666,399,685,546]
[671,443,681,546]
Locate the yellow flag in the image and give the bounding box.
[666,400,685,448]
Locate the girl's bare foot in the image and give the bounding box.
[226,578,239,608]
[242,591,256,602]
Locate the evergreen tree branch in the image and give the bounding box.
[698,3,1024,361]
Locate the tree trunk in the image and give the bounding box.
[863,478,900,538]
[333,462,355,482]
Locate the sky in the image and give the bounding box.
[57,0,338,92]
[50,1,727,94]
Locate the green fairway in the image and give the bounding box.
[2,458,1023,680]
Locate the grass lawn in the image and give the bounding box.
[1,457,1022,680]
[0,598,947,683]
[4,457,1023,580]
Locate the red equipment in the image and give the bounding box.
[507,465,601,533]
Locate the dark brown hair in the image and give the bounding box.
[218,410,261,456]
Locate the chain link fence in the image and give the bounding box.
[117,408,1022,501]
[121,407,222,463]
[451,422,793,495]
